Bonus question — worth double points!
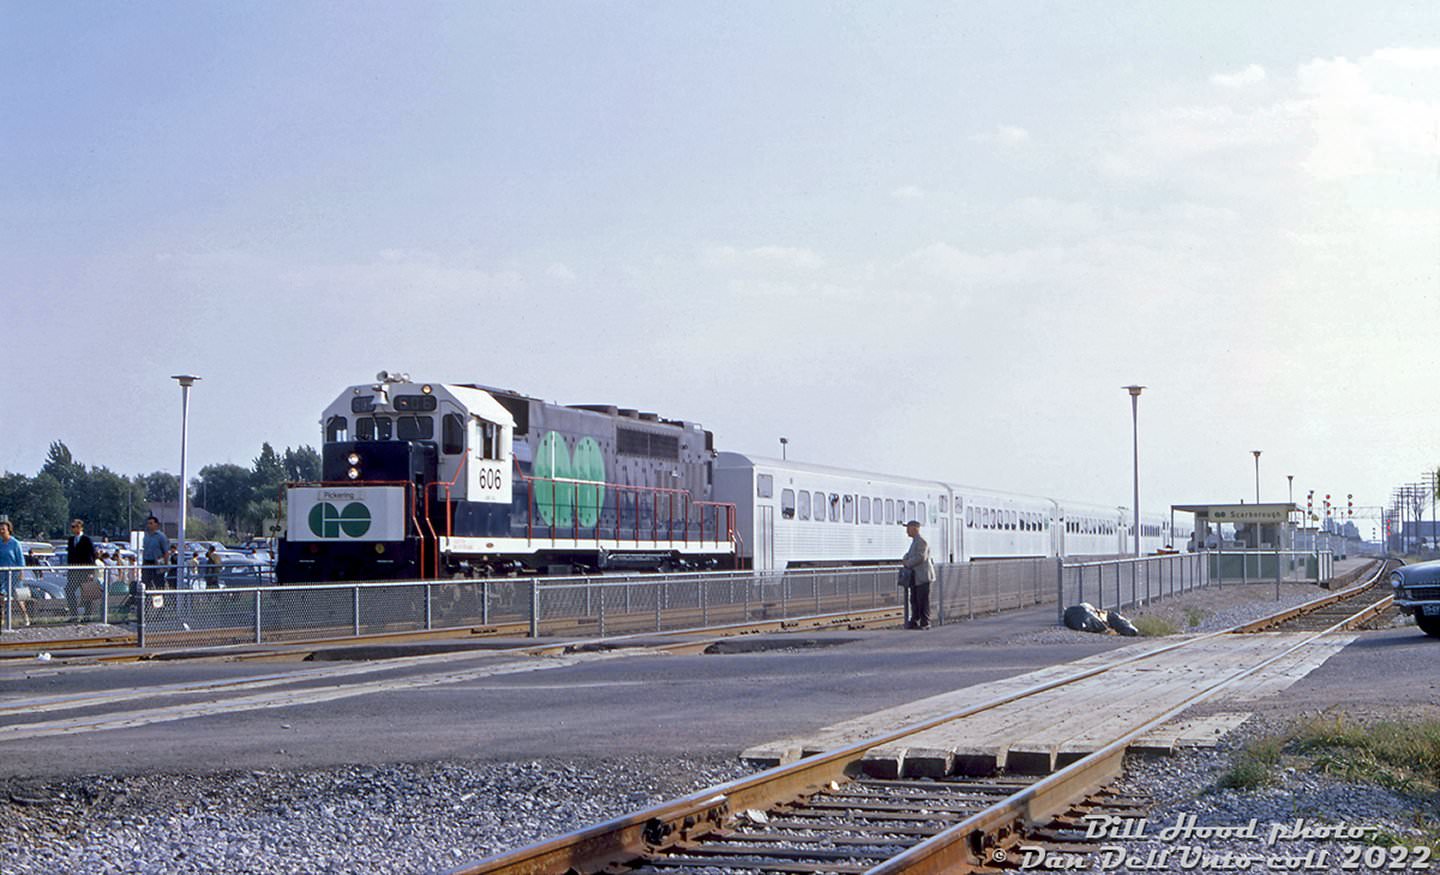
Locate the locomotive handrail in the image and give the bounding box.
[509,460,735,550]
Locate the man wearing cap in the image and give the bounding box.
[901,519,934,629]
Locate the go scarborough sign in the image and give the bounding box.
[286,487,407,542]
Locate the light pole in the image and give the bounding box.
[779,437,788,461]
[1123,386,1144,557]
[1252,451,1262,504]
[172,375,200,589]
[1287,474,1294,543]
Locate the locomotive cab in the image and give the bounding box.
[278,374,516,582]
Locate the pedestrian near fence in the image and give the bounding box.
[66,518,96,621]
[900,519,934,629]
[0,520,30,627]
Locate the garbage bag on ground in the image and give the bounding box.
[1106,610,1139,637]
[1063,603,1110,633]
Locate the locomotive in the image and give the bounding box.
[276,372,736,582]
[277,372,1184,583]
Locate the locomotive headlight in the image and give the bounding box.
[347,452,361,465]
[347,467,361,480]
[420,384,432,394]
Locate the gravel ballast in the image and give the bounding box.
[3,576,1419,874]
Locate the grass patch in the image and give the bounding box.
[1183,606,1210,628]
[1291,715,1440,794]
[1133,615,1178,637]
[1217,734,1287,789]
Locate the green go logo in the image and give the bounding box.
[308,502,373,538]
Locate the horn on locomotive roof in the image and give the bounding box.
[375,370,411,383]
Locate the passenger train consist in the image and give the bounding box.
[276,373,1182,582]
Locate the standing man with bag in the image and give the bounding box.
[900,519,934,629]
[65,518,96,621]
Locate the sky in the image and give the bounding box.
[3,1,1438,534]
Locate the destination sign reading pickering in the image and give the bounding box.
[287,486,406,542]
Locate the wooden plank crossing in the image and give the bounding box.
[744,632,1351,778]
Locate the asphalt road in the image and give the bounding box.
[3,586,1436,780]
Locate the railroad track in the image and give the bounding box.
[1233,559,1396,633]
[452,561,1393,875]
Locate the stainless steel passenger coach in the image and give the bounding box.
[713,453,1180,570]
[277,373,1184,583]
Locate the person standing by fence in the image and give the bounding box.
[66,518,96,621]
[0,520,30,627]
[141,515,169,597]
[900,519,934,629]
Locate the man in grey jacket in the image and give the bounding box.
[901,519,934,629]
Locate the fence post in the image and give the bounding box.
[701,577,708,626]
[353,586,361,637]
[482,580,490,625]
[530,580,541,637]
[598,584,606,636]
[425,582,433,631]
[655,580,663,631]
[1275,550,1281,600]
[136,582,146,648]
[1056,558,1064,626]
[100,568,110,625]
[254,589,262,644]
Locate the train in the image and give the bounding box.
[275,372,1184,582]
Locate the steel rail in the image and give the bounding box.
[872,558,1396,873]
[1230,559,1387,633]
[449,560,1393,875]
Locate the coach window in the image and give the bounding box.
[757,474,774,498]
[813,491,826,521]
[326,416,348,442]
[883,499,893,524]
[860,497,871,523]
[965,507,973,527]
[798,490,811,521]
[842,494,854,523]
[781,489,796,519]
[920,501,927,523]
[939,495,948,514]
[442,413,465,455]
[829,493,840,522]
[905,500,916,523]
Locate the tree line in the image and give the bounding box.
[0,440,320,541]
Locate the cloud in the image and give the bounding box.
[971,124,1031,147]
[545,262,577,282]
[1211,64,1266,88]
[890,184,925,201]
[700,244,824,271]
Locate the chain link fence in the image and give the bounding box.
[1058,550,1334,619]
[1,550,1338,644]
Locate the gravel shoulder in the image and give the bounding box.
[5,573,1428,875]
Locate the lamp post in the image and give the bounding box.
[1123,386,1144,557]
[779,437,788,461]
[1252,451,1262,504]
[172,375,200,589]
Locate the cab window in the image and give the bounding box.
[781,489,796,519]
[757,474,774,498]
[326,416,348,442]
[442,413,465,455]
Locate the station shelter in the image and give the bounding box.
[1171,502,1306,580]
[1171,502,1298,550]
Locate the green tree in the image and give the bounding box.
[252,442,287,505]
[195,464,254,529]
[70,467,146,539]
[142,471,179,503]
[283,445,322,482]
[3,473,68,539]
[40,441,85,493]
